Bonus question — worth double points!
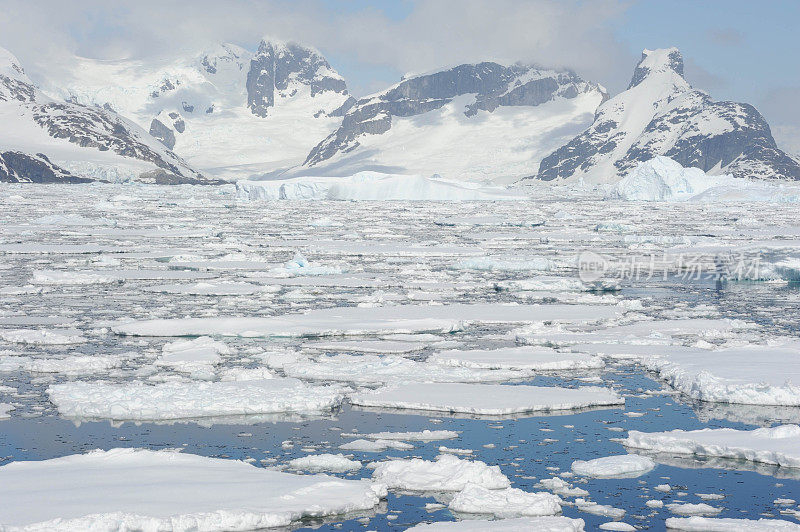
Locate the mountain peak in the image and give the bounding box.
[246,38,346,117]
[628,47,684,89]
[0,47,31,83]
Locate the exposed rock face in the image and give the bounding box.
[0,46,213,184]
[246,40,347,118]
[0,151,91,183]
[535,48,800,182]
[304,62,603,168]
[149,118,176,150]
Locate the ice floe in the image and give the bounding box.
[408,516,586,530]
[665,517,800,531]
[570,454,655,478]
[448,483,563,518]
[342,429,459,441]
[350,383,624,417]
[641,345,800,406]
[112,303,622,338]
[47,378,345,421]
[371,454,510,491]
[428,346,604,372]
[0,328,86,345]
[0,448,385,530]
[624,425,800,469]
[286,453,362,473]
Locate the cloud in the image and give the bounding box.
[0,0,637,95]
[683,58,727,95]
[707,28,745,46]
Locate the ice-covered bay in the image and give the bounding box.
[3,183,800,529]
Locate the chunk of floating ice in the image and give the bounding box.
[371,454,510,491]
[305,340,428,354]
[667,503,722,516]
[428,346,604,371]
[47,378,345,421]
[570,454,655,478]
[0,328,86,345]
[438,446,473,456]
[646,499,664,508]
[407,516,586,531]
[494,277,592,292]
[0,354,126,376]
[146,281,269,296]
[664,516,800,531]
[538,477,590,497]
[448,482,563,518]
[598,523,636,531]
[641,345,800,405]
[235,172,525,201]
[455,256,554,272]
[0,448,385,530]
[624,425,800,469]
[267,352,531,384]
[286,454,362,473]
[342,429,459,441]
[339,439,414,452]
[0,243,118,254]
[112,303,622,338]
[155,336,231,379]
[574,498,626,518]
[0,403,14,419]
[350,383,624,417]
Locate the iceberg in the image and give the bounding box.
[235,172,526,201]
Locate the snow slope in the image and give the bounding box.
[0,47,210,184]
[299,62,606,183]
[41,40,350,180]
[536,48,800,182]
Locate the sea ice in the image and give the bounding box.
[47,378,345,421]
[641,345,800,405]
[0,448,385,530]
[664,517,800,531]
[371,454,510,491]
[339,439,414,452]
[428,346,604,371]
[112,303,622,338]
[266,352,530,384]
[408,516,586,530]
[574,498,626,518]
[570,454,656,478]
[624,425,800,469]
[342,429,459,441]
[350,382,624,417]
[286,453,362,473]
[667,503,722,516]
[448,483,563,518]
[0,328,86,345]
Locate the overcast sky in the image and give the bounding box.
[1,0,798,154]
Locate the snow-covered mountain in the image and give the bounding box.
[534,48,800,183]
[0,47,210,184]
[45,39,350,180]
[297,63,606,182]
